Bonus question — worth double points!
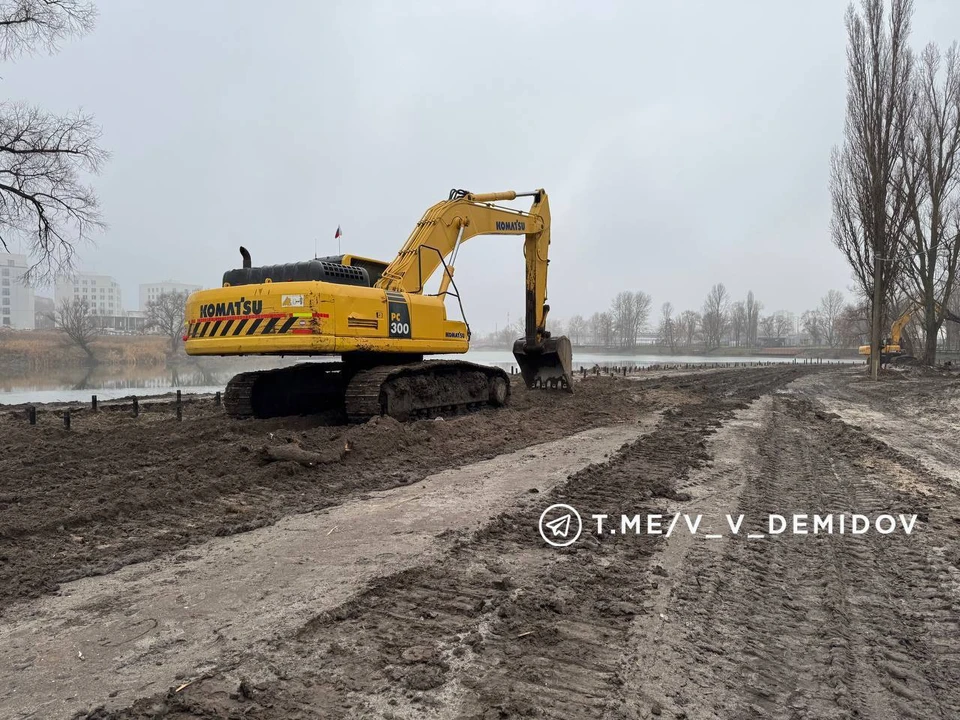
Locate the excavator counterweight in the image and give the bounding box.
[184,188,574,421]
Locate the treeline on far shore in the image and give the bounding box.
[471,340,861,359]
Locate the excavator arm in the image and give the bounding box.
[376,189,552,345]
[890,302,960,346]
[376,189,572,390]
[889,308,914,347]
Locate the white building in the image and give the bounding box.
[0,253,35,329]
[139,281,202,311]
[55,272,123,317]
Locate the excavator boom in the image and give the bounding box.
[374,188,572,389]
[377,190,550,341]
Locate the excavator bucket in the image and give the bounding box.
[512,335,574,392]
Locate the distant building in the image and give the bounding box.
[139,281,202,311]
[34,295,55,329]
[79,310,147,334]
[55,272,123,317]
[117,310,149,333]
[0,253,35,329]
[50,274,153,333]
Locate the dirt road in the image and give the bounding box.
[2,366,958,719]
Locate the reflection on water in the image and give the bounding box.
[0,356,344,405]
[0,351,857,406]
[3,365,228,394]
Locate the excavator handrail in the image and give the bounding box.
[415,245,470,338]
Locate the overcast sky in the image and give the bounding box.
[4,0,960,332]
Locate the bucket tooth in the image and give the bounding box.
[512,335,574,392]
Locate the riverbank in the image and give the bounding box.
[1,344,861,406]
[0,330,169,373]
[472,341,862,358]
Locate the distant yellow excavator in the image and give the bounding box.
[859,302,960,364]
[184,189,573,421]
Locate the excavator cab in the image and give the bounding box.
[513,335,574,391]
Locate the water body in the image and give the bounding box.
[0,350,858,406]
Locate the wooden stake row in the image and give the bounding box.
[20,389,223,429]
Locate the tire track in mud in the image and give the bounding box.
[641,393,960,720]
[795,370,960,491]
[96,367,812,720]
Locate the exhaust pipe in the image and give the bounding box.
[240,246,251,269]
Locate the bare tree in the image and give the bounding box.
[609,290,651,348]
[588,312,602,345]
[701,283,729,349]
[610,292,632,348]
[567,314,586,346]
[730,301,747,347]
[597,311,613,348]
[678,310,701,348]
[589,311,613,347]
[759,314,776,339]
[495,318,523,347]
[831,0,915,379]
[631,291,652,347]
[818,289,846,347]
[899,42,960,364]
[657,301,678,353]
[745,290,762,347]
[773,311,794,339]
[0,0,96,57]
[550,318,567,339]
[0,1,105,283]
[803,310,825,345]
[145,290,189,357]
[53,296,97,361]
[838,302,872,347]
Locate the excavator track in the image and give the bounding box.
[223,362,345,419]
[223,360,510,422]
[344,360,510,423]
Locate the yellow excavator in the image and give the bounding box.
[184,189,573,421]
[859,302,960,364]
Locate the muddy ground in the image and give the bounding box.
[0,376,651,610]
[1,365,959,719]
